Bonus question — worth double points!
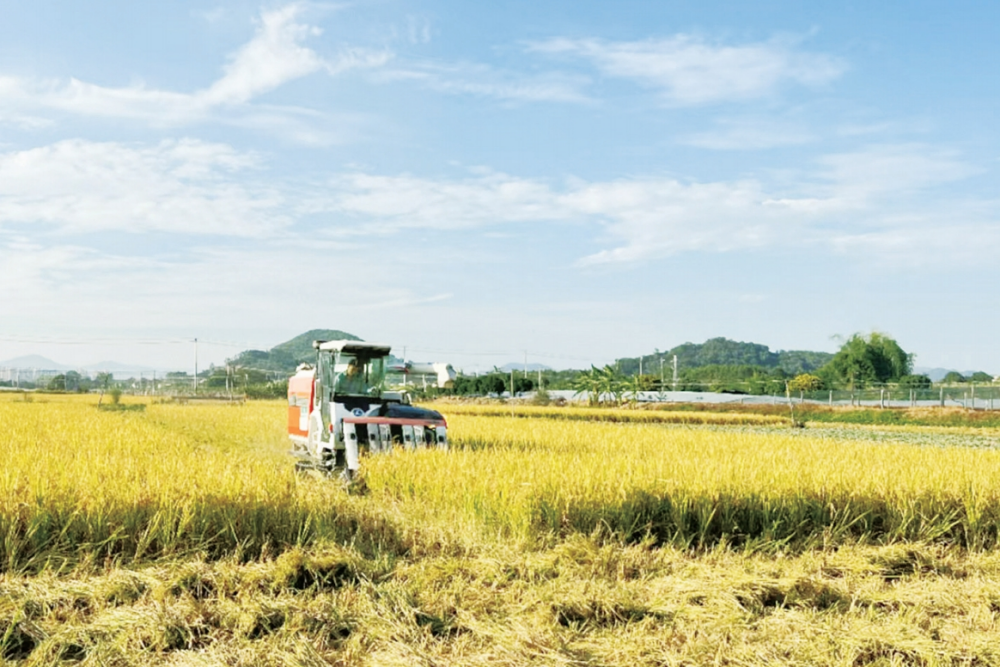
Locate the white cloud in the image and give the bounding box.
[2,138,990,272]
[0,237,459,365]
[406,16,432,45]
[304,145,992,267]
[0,139,287,236]
[0,5,389,134]
[201,4,328,106]
[566,178,800,264]
[376,62,589,103]
[306,168,822,261]
[680,117,816,150]
[815,144,975,203]
[0,241,152,294]
[573,145,984,264]
[829,223,1000,268]
[314,170,574,229]
[532,35,845,105]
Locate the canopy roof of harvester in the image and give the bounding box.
[314,340,392,356]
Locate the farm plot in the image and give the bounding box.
[372,413,1000,549]
[4,394,1000,665]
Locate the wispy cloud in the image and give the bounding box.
[829,223,1000,269]
[200,3,330,106]
[0,139,287,236]
[406,16,432,45]
[358,292,453,310]
[0,4,389,138]
[0,237,460,353]
[531,35,846,105]
[575,144,984,265]
[376,61,590,103]
[3,137,990,271]
[305,145,991,267]
[313,170,574,229]
[815,144,974,202]
[679,117,817,150]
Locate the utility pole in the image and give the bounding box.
[193,338,199,394]
[523,350,527,378]
[639,355,643,376]
[672,355,678,391]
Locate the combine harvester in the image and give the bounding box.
[287,340,455,480]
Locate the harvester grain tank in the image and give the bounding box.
[287,340,448,480]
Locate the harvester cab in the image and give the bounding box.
[288,340,448,480]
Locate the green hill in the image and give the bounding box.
[618,338,833,376]
[227,329,361,373]
[271,329,361,360]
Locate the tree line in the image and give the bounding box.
[429,333,996,402]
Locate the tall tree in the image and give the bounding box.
[824,332,912,388]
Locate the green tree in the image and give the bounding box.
[64,370,83,392]
[788,373,823,393]
[823,332,912,389]
[513,377,535,394]
[970,371,994,383]
[942,371,966,384]
[898,374,932,389]
[480,374,507,396]
[95,372,114,406]
[94,372,113,390]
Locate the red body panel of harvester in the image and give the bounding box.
[287,368,315,438]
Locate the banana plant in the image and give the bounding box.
[571,367,603,406]
[623,374,655,408]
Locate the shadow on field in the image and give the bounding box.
[0,494,412,574]
[535,490,998,551]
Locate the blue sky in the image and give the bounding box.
[0,0,997,372]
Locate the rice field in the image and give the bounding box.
[431,401,791,426]
[0,395,399,572]
[4,393,1000,665]
[372,413,1000,549]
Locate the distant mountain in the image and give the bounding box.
[617,338,833,376]
[914,367,956,382]
[0,355,72,370]
[914,367,996,382]
[227,329,362,373]
[499,362,551,373]
[84,360,158,373]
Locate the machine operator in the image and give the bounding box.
[334,358,368,395]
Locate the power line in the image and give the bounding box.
[0,335,254,348]
[402,346,594,363]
